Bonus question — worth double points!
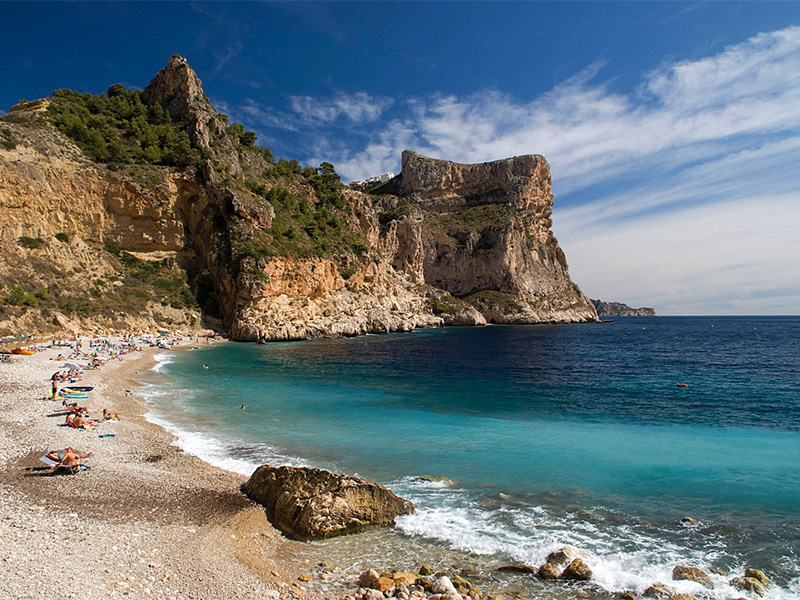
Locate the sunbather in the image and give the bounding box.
[102,409,120,421]
[54,447,91,471]
[71,415,95,429]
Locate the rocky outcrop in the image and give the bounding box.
[729,575,767,597]
[591,299,656,317]
[385,151,598,324]
[142,55,242,175]
[242,465,414,541]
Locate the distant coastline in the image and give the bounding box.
[590,299,655,317]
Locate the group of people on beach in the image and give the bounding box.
[40,332,192,473]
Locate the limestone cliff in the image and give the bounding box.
[0,55,596,340]
[377,151,597,324]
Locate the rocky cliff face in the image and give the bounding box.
[0,56,596,340]
[590,299,656,317]
[0,123,199,335]
[379,151,597,323]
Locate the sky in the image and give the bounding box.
[2,1,800,315]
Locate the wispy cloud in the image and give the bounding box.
[288,92,393,124]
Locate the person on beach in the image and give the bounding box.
[72,415,94,429]
[103,408,120,421]
[55,447,91,470]
[51,375,58,399]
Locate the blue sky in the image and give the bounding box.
[2,2,800,315]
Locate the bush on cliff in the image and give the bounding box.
[17,236,46,249]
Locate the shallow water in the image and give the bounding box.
[140,317,800,598]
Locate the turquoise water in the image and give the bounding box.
[141,317,800,598]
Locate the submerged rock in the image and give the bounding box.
[496,565,537,574]
[643,584,696,600]
[243,465,414,540]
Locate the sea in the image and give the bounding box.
[139,316,800,599]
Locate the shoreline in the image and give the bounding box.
[0,337,352,600]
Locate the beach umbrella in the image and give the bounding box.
[63,363,80,371]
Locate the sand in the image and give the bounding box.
[0,339,353,600]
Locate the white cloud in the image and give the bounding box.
[557,191,800,315]
[288,92,393,124]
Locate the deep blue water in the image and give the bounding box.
[142,317,800,598]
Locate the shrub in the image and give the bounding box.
[103,242,121,256]
[47,87,203,169]
[18,236,46,249]
[55,232,70,243]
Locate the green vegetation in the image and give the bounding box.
[55,232,70,243]
[427,203,514,232]
[0,127,18,150]
[17,236,46,249]
[233,162,366,267]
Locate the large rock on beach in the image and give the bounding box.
[242,465,414,540]
[672,565,712,588]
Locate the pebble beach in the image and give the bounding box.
[0,337,350,600]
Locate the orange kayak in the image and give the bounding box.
[11,348,35,355]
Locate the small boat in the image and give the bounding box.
[63,386,93,392]
[677,383,688,388]
[11,348,35,355]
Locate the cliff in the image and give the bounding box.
[590,299,656,317]
[0,55,597,340]
[386,151,597,323]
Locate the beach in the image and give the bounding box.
[0,338,350,600]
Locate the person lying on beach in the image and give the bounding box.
[65,414,95,429]
[72,415,95,429]
[103,409,120,421]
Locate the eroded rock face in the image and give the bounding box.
[142,55,242,175]
[242,465,414,541]
[389,151,598,324]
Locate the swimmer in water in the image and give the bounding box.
[240,404,245,410]
[202,364,208,369]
